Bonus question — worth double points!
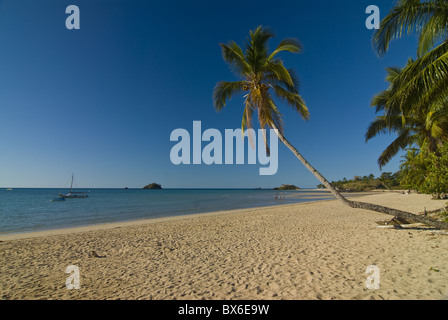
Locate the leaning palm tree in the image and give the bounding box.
[214,26,448,229]
[213,26,348,205]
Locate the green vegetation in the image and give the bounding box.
[399,144,448,199]
[373,0,448,108]
[319,150,448,197]
[143,183,162,189]
[274,184,300,191]
[366,59,448,168]
[319,145,448,198]
[441,210,448,223]
[317,172,401,192]
[367,0,448,200]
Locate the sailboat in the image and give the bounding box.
[59,173,89,199]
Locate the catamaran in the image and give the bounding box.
[59,173,89,199]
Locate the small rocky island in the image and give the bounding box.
[274,184,300,191]
[143,183,162,190]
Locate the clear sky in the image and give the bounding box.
[0,0,420,189]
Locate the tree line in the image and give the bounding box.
[316,172,401,193]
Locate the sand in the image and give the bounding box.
[1,192,447,300]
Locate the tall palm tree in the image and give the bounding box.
[366,60,448,168]
[372,0,448,114]
[214,26,448,229]
[213,26,348,205]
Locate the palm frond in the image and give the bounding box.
[425,105,448,138]
[241,99,256,148]
[371,90,391,114]
[264,60,295,88]
[214,26,309,139]
[264,68,300,93]
[372,0,448,56]
[417,6,448,56]
[386,41,448,109]
[272,85,309,120]
[268,99,284,132]
[365,116,390,142]
[241,99,254,131]
[220,42,252,76]
[378,129,415,169]
[365,115,408,142]
[213,81,247,111]
[268,38,303,61]
[245,26,274,75]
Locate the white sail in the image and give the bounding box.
[59,173,89,199]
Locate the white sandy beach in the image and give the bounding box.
[1,191,447,300]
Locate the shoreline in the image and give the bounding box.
[0,191,376,241]
[0,196,340,242]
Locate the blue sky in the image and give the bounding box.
[0,0,420,188]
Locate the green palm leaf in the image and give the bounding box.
[378,128,416,168]
[367,56,448,167]
[272,85,309,120]
[387,41,448,110]
[373,0,448,57]
[220,42,252,76]
[213,26,308,138]
[268,38,303,61]
[213,81,248,111]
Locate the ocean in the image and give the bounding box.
[0,188,333,235]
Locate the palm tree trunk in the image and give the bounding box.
[271,124,448,230]
[271,125,350,205]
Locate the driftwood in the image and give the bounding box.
[349,201,448,230]
[375,217,409,226]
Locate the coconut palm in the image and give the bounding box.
[373,0,448,57]
[372,0,448,114]
[214,26,448,229]
[366,60,448,168]
[366,109,447,167]
[213,26,348,204]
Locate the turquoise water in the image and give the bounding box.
[0,188,332,235]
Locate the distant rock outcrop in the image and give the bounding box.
[143,183,162,190]
[274,184,300,191]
